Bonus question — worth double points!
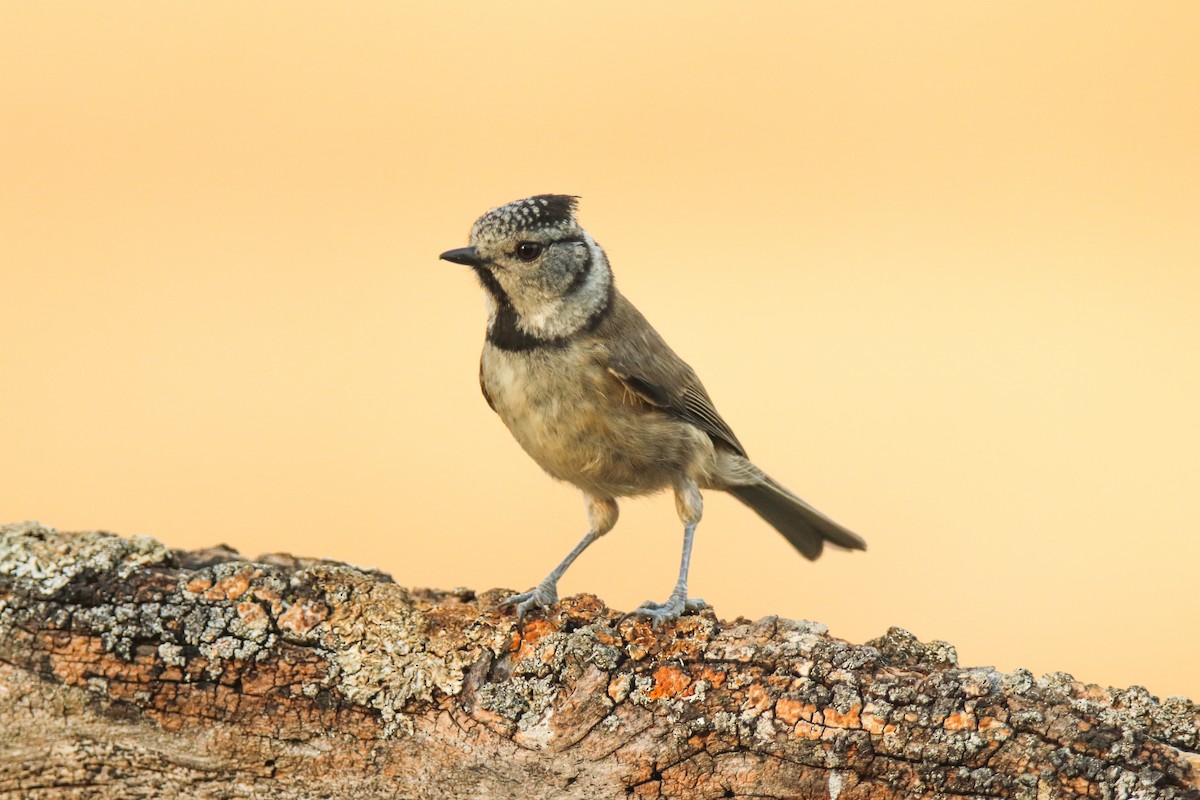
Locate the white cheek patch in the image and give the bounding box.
[519,238,611,340]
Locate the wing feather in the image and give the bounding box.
[601,295,747,457]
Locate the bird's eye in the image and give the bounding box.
[515,241,543,262]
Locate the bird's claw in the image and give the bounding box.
[629,594,707,627]
[500,581,559,621]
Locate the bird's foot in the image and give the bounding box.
[629,592,707,627]
[500,580,559,621]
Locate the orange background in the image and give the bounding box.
[3,3,1197,699]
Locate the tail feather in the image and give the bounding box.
[726,472,866,561]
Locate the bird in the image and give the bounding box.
[439,194,866,625]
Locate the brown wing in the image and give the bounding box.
[600,293,747,458]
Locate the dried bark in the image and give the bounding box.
[0,522,1196,800]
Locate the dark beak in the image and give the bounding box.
[439,246,484,268]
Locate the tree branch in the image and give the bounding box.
[1,522,1196,799]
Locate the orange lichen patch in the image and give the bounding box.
[204,570,255,601]
[558,593,607,623]
[979,716,1011,738]
[278,599,329,637]
[820,726,848,743]
[743,683,772,715]
[696,666,726,690]
[775,698,816,727]
[514,618,556,663]
[943,710,977,731]
[823,704,861,729]
[236,601,269,629]
[593,629,621,648]
[657,618,711,661]
[646,664,692,701]
[766,674,793,690]
[794,720,824,739]
[618,618,656,662]
[861,711,896,735]
[626,642,650,661]
[250,585,284,615]
[607,675,632,704]
[185,577,213,594]
[864,710,892,734]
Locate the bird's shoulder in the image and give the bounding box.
[590,291,747,457]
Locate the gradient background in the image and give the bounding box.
[3,3,1197,699]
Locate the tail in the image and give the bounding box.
[724,465,866,561]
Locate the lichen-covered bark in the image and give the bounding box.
[0,522,1196,800]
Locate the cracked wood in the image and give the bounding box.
[0,522,1197,799]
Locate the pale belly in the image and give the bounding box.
[481,345,713,498]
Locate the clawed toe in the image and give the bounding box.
[500,582,559,621]
[630,595,707,626]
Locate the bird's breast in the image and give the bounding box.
[479,343,711,497]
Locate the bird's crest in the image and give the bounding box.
[471,194,582,245]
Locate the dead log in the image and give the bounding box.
[0,521,1196,799]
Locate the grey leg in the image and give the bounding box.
[502,495,618,620]
[631,480,708,626]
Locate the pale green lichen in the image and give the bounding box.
[472,622,626,732]
[157,642,186,667]
[0,521,171,596]
[478,673,560,728]
[0,527,511,737]
[294,567,514,736]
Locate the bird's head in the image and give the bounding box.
[440,195,612,345]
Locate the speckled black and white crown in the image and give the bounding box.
[470,195,582,246]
